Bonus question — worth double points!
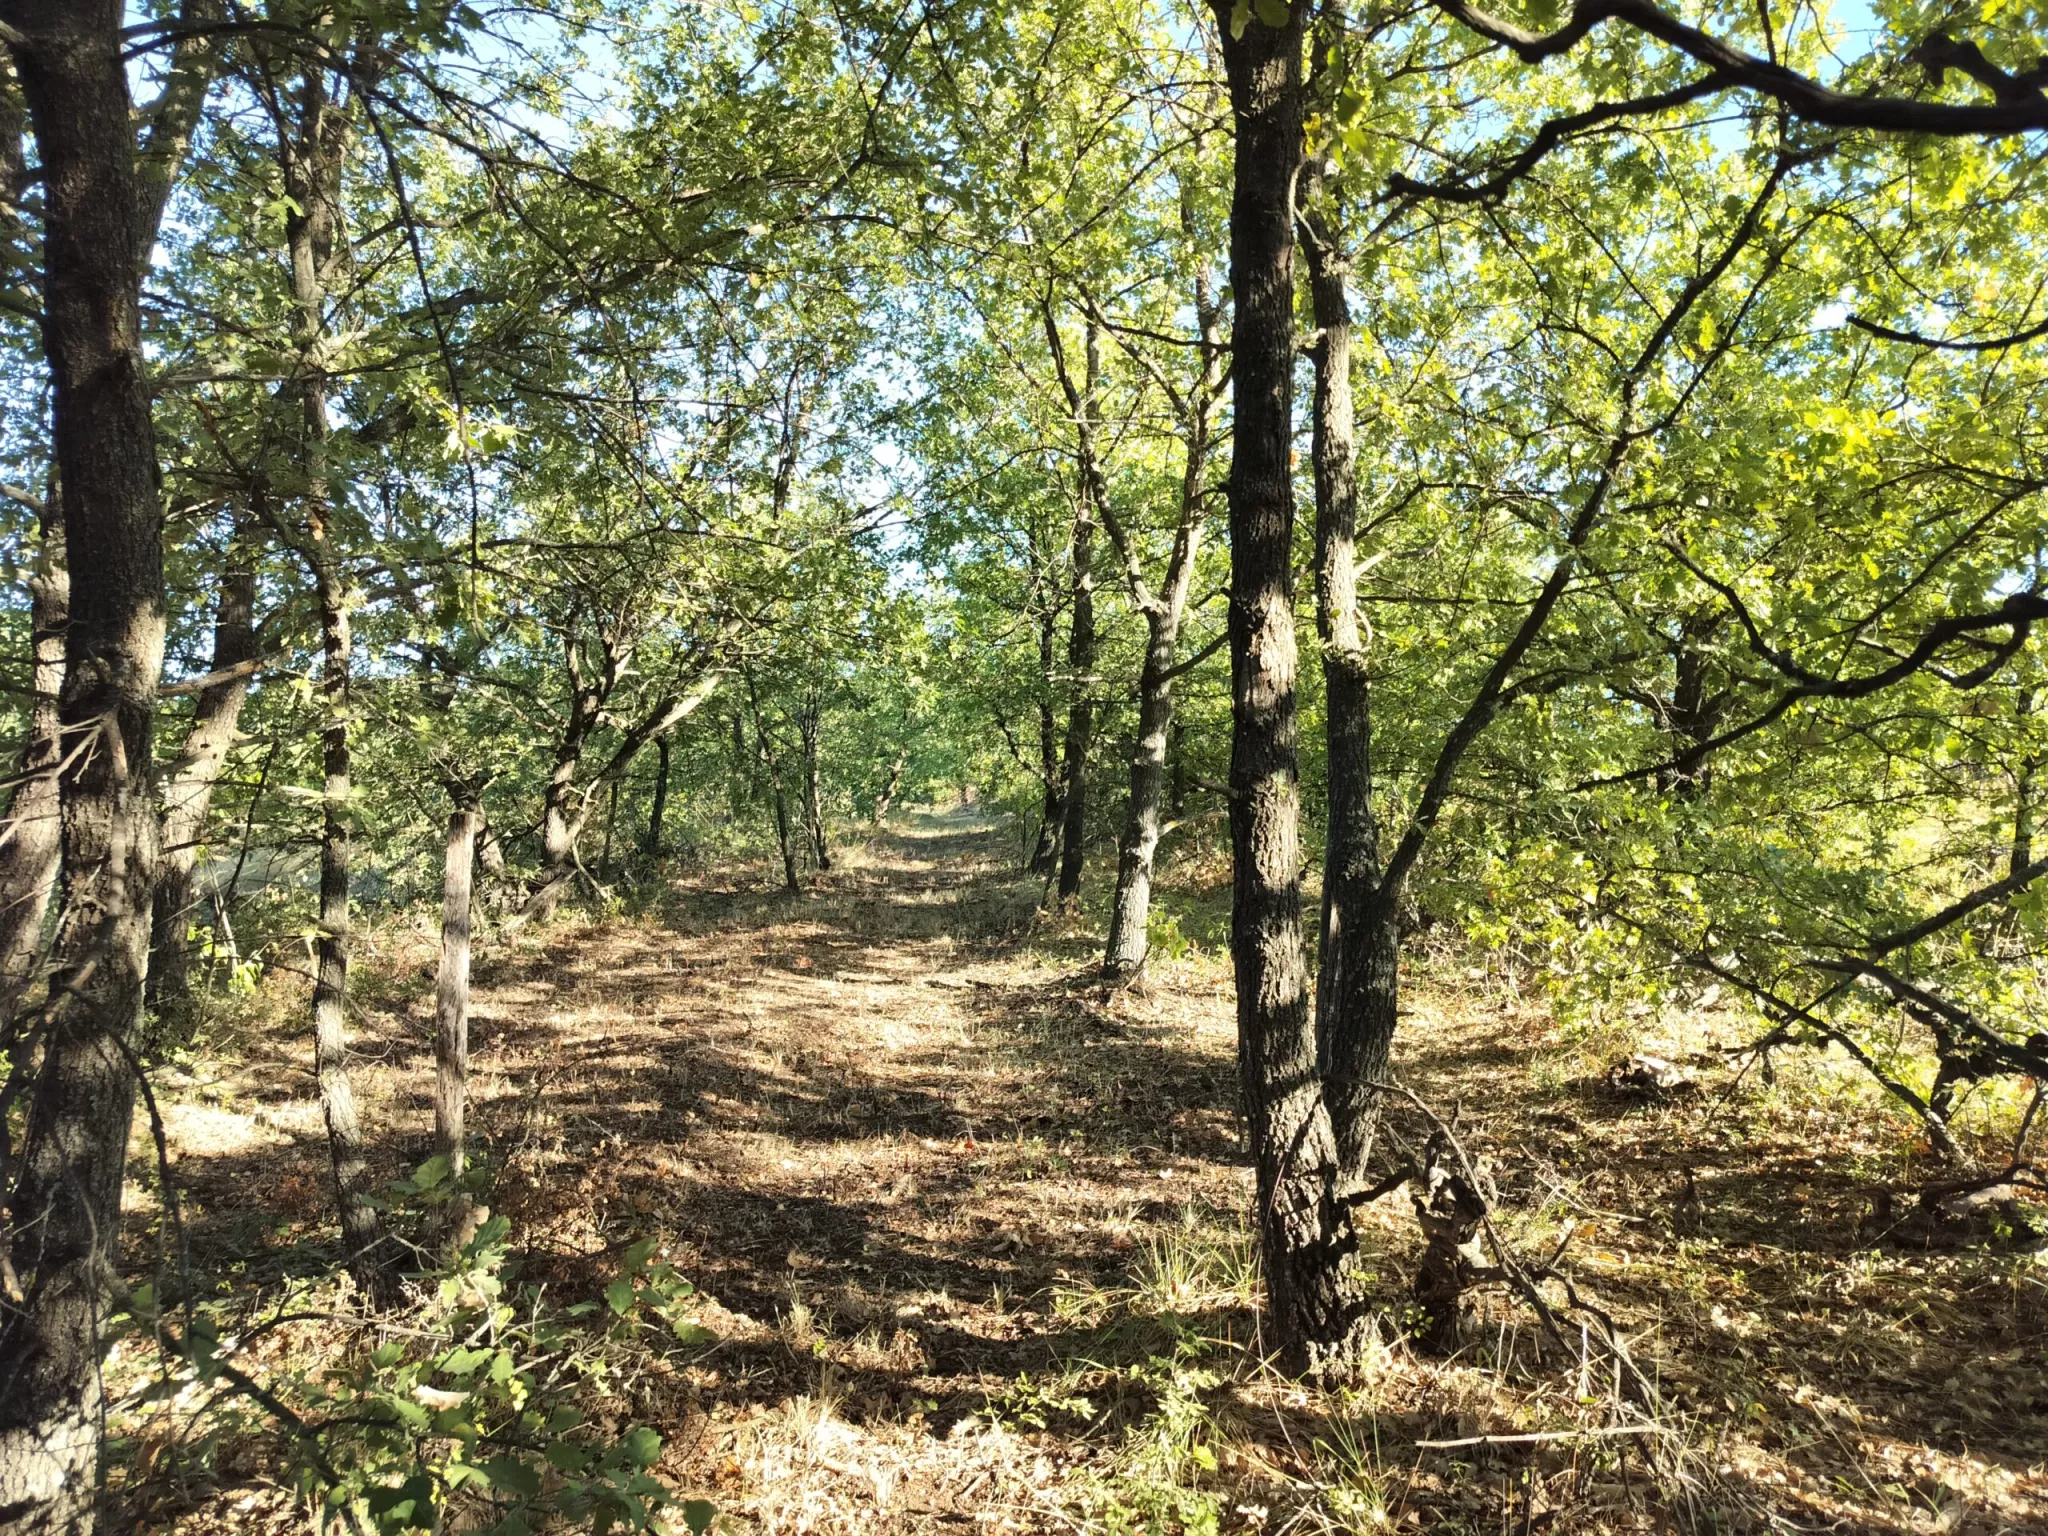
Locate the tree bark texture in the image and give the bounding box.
[1302,186,1393,1183]
[278,60,383,1294]
[1215,3,1365,1373]
[0,6,168,1526]
[872,751,905,825]
[433,801,481,1179]
[1055,372,1099,907]
[1103,260,1224,979]
[647,735,671,854]
[1028,518,1063,876]
[0,497,66,1029]
[148,533,255,1027]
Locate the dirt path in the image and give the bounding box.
[154,809,1252,1529]
[147,808,2048,1534]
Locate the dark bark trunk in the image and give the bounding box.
[1214,2,1365,1373]
[148,529,255,1030]
[872,751,905,825]
[533,702,593,921]
[1302,170,1392,1183]
[0,495,66,1028]
[798,693,830,871]
[0,8,170,1523]
[1055,434,1098,904]
[1028,521,1063,876]
[1169,717,1187,817]
[433,797,480,1186]
[646,736,670,854]
[748,681,800,893]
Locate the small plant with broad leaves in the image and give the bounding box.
[113,1158,718,1535]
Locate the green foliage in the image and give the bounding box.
[112,1165,715,1535]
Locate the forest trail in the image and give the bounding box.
[146,808,2048,1534]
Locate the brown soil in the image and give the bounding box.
[123,808,2048,1534]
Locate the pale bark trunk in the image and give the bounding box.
[148,534,255,1028]
[0,497,66,1027]
[1215,2,1366,1373]
[1102,252,1223,979]
[279,61,383,1294]
[1104,623,1176,975]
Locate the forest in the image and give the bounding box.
[2,0,2047,1532]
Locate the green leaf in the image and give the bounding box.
[411,1153,452,1190]
[545,1440,592,1474]
[605,1279,636,1316]
[683,1499,718,1535]
[1254,0,1292,24]
[481,1456,543,1498]
[620,1424,662,1468]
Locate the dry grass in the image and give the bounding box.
[117,808,2048,1534]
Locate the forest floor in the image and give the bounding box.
[123,807,2048,1534]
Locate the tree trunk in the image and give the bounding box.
[148,530,255,1030]
[309,523,382,1291]
[873,751,905,825]
[1028,521,1063,876]
[1215,2,1365,1373]
[798,692,830,871]
[532,719,589,920]
[646,735,670,854]
[0,9,169,1524]
[748,682,800,893]
[1055,392,1099,906]
[1101,252,1222,980]
[1104,620,1176,975]
[1302,174,1392,1183]
[433,798,481,1184]
[0,494,66,1027]
[281,64,383,1295]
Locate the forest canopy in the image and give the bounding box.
[2,0,2047,1532]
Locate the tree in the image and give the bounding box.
[0,0,217,1522]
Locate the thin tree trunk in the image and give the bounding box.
[799,694,830,871]
[647,735,670,854]
[1054,334,1100,906]
[1104,622,1176,975]
[0,493,66,1027]
[872,751,905,825]
[148,528,255,1030]
[1101,251,1223,980]
[433,797,480,1187]
[1028,521,1063,876]
[748,680,800,893]
[601,777,618,876]
[1302,158,1392,1183]
[280,64,383,1295]
[1215,2,1365,1373]
[0,9,175,1521]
